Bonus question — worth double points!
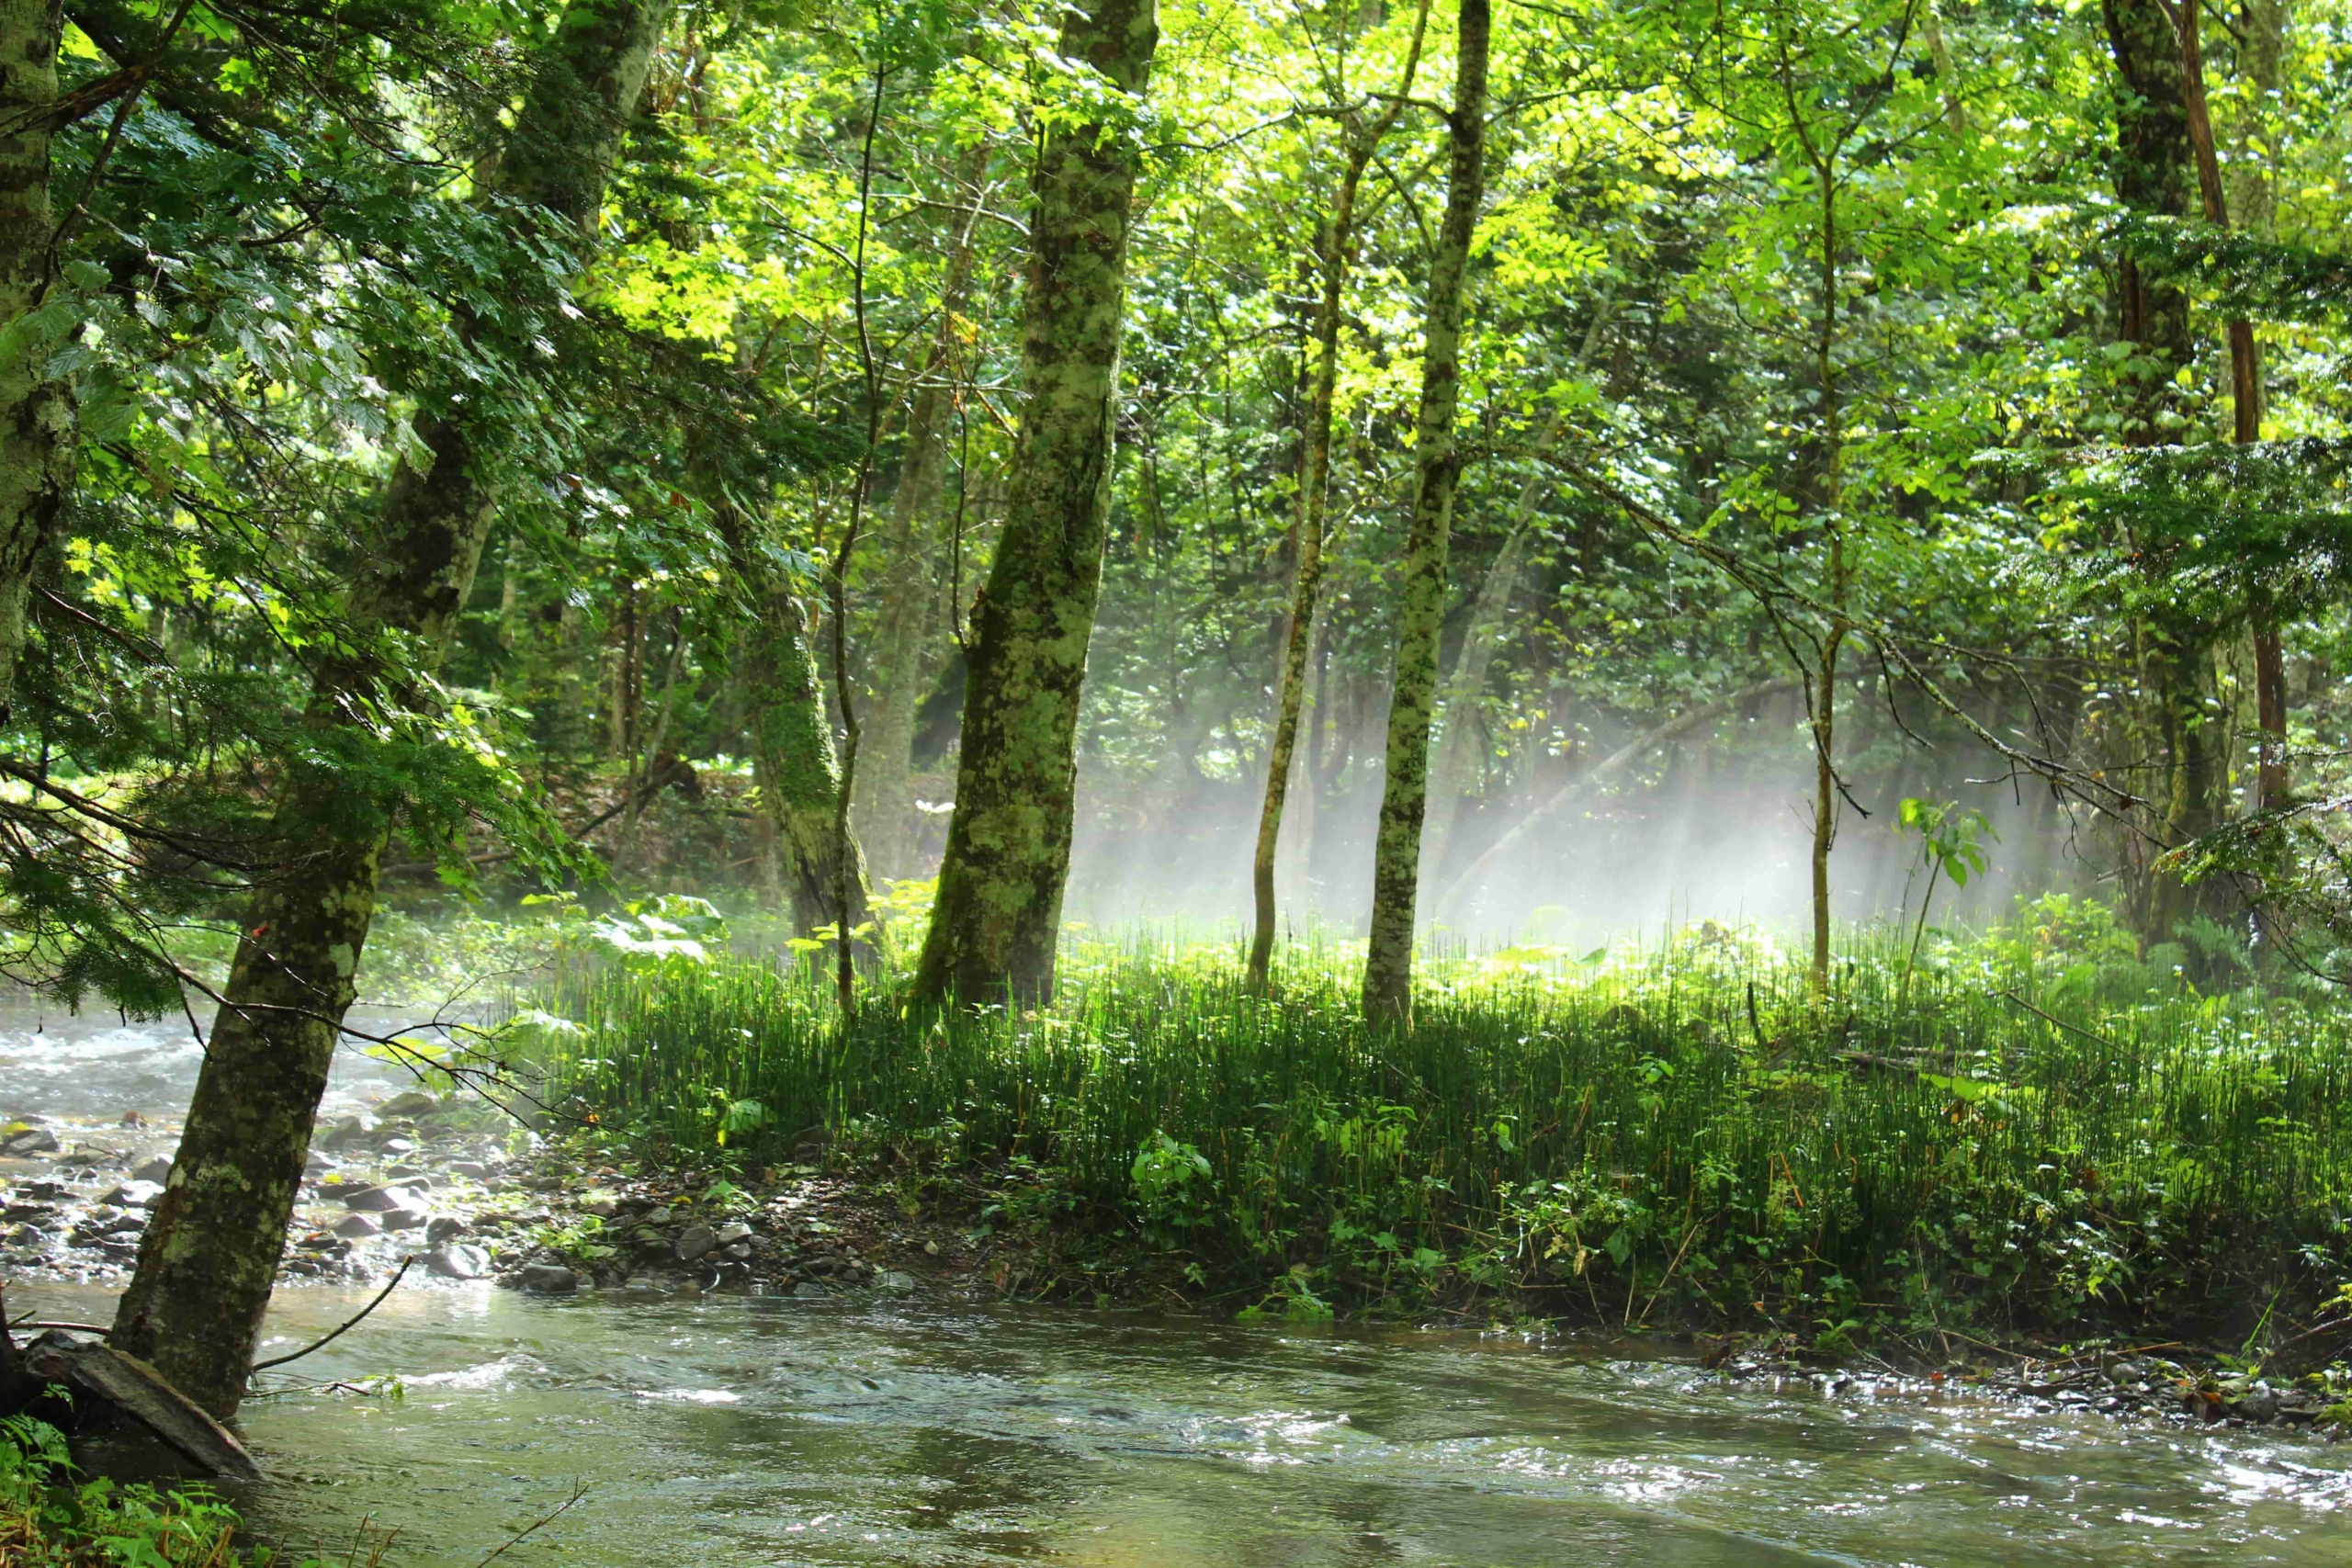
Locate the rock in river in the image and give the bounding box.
[343,1183,425,1213]
[2,1124,61,1156]
[425,1215,468,1245]
[332,1213,381,1238]
[428,1243,492,1280]
[96,1180,164,1209]
[380,1206,429,1232]
[518,1262,580,1294]
[674,1223,717,1263]
[130,1155,174,1185]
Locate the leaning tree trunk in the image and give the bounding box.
[716,504,872,934]
[910,0,1158,1007]
[852,148,987,881]
[0,0,73,723]
[110,0,670,1420]
[1419,520,1530,886]
[1360,0,1489,1026]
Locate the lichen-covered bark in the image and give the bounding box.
[110,0,669,1418]
[852,168,983,880]
[0,0,71,724]
[1360,0,1488,1026]
[911,0,1158,1007]
[717,506,871,934]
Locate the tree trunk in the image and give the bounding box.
[1360,0,1489,1026]
[2103,0,2230,936]
[1808,591,1846,997]
[2174,0,2284,809]
[852,147,988,881]
[717,505,871,934]
[0,0,73,723]
[1420,520,1530,886]
[910,0,1158,1007]
[109,0,671,1419]
[1245,0,1430,991]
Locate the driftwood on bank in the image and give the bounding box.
[17,1330,264,1481]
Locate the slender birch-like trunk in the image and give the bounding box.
[911,0,1158,1006]
[111,0,670,1417]
[0,0,73,722]
[1246,0,1430,992]
[1419,519,1530,886]
[1360,0,1489,1024]
[852,149,987,880]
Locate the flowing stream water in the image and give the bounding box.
[8,1279,2348,1566]
[8,1013,2352,1564]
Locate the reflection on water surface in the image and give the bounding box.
[17,1282,2352,1565]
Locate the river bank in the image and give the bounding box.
[6,1087,2347,1446]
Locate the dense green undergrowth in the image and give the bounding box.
[0,1412,345,1567]
[529,898,2352,1359]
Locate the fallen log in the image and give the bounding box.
[19,1331,264,1481]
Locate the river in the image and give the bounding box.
[7,1014,2352,1564]
[7,1278,2349,1565]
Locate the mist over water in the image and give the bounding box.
[1061,688,2084,944]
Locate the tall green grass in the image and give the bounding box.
[531,907,2352,1343]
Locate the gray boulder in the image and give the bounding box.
[2,1125,60,1156]
[332,1213,381,1237]
[518,1262,580,1294]
[96,1180,164,1210]
[674,1223,717,1263]
[343,1183,424,1213]
[427,1242,491,1280]
[131,1155,175,1185]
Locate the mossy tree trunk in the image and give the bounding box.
[910,0,1158,1007]
[715,502,871,935]
[1360,0,1489,1026]
[109,0,670,1419]
[0,0,72,723]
